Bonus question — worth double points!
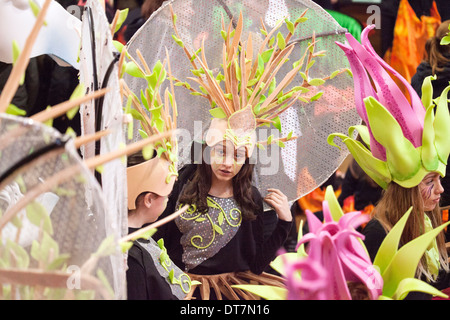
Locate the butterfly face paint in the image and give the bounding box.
[418,172,444,211]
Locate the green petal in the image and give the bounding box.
[381,220,450,297]
[324,185,343,221]
[231,284,287,300]
[433,85,450,165]
[209,107,227,119]
[296,220,307,256]
[125,61,145,78]
[420,75,436,110]
[373,207,412,274]
[364,96,421,182]
[348,125,370,148]
[270,252,305,277]
[328,133,391,189]
[393,278,448,300]
[421,105,439,171]
[113,8,129,33]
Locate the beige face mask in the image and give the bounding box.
[126,157,177,210]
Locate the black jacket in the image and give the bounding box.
[411,55,450,100]
[126,228,179,300]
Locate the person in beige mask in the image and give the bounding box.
[123,55,193,300]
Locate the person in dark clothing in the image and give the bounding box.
[0,59,40,116]
[114,0,166,43]
[411,20,450,99]
[329,24,450,300]
[152,139,292,300]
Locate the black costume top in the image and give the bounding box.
[152,164,292,275]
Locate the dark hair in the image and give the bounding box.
[178,144,258,221]
[424,20,450,74]
[141,0,166,20]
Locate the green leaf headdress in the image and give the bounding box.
[169,4,347,157]
[328,25,450,189]
[120,47,179,209]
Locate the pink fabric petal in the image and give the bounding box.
[321,235,352,300]
[286,202,382,300]
[285,259,328,300]
[304,209,323,234]
[335,40,386,160]
[344,29,423,148]
[361,25,425,123]
[338,210,370,230]
[337,237,383,299]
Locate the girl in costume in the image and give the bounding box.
[153,128,293,300]
[130,0,355,299]
[151,5,313,300]
[233,185,450,300]
[329,25,450,299]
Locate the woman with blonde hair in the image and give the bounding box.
[362,174,450,299]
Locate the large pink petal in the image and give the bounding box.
[361,25,425,123]
[335,40,386,160]
[321,235,352,300]
[304,209,323,234]
[285,259,328,300]
[344,29,423,148]
[337,237,383,299]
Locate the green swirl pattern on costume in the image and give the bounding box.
[157,238,192,293]
[178,196,242,250]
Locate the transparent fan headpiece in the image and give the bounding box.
[0,114,125,299]
[125,0,360,206]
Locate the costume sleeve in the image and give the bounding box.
[249,187,293,274]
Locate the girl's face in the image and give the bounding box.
[418,172,444,211]
[209,140,246,183]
